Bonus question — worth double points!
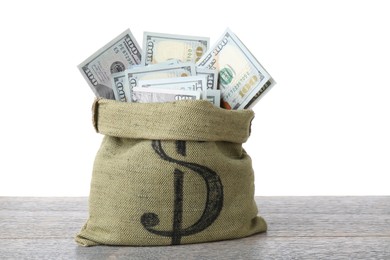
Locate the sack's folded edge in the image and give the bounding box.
[92,98,255,143]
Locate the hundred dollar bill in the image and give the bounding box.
[196,68,218,90]
[111,72,131,102]
[78,29,142,99]
[205,89,221,107]
[142,32,209,65]
[132,87,201,103]
[137,75,207,103]
[158,59,181,65]
[137,76,206,92]
[197,28,275,110]
[124,62,196,90]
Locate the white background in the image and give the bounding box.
[0,0,389,196]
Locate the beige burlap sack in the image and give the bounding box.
[75,98,267,246]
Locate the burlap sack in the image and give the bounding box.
[75,98,267,246]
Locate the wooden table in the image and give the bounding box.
[1,197,389,259]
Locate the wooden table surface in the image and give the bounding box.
[1,196,389,259]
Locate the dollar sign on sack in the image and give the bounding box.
[140,140,224,245]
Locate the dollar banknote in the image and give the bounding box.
[111,72,131,102]
[132,87,201,103]
[158,59,181,65]
[196,68,218,90]
[78,29,142,99]
[126,62,196,88]
[197,28,275,110]
[138,76,221,106]
[205,89,221,107]
[142,32,209,65]
[137,76,206,92]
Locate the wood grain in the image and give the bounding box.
[1,196,389,259]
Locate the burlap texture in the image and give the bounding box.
[76,99,267,246]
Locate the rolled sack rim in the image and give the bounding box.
[92,98,255,143]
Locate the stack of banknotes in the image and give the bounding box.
[79,28,275,110]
